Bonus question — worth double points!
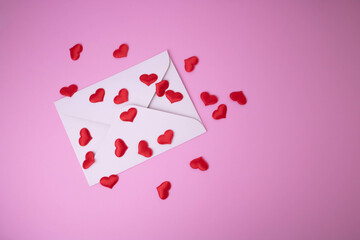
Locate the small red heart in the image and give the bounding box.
[190,157,209,171]
[79,128,92,146]
[113,44,129,58]
[114,88,129,104]
[156,181,171,200]
[140,74,158,86]
[70,43,83,61]
[120,108,137,122]
[212,104,227,120]
[165,90,183,103]
[184,56,199,72]
[157,130,174,145]
[155,80,169,97]
[89,88,105,103]
[200,92,218,106]
[115,138,128,157]
[230,91,247,105]
[100,175,119,189]
[60,84,78,97]
[138,140,153,157]
[82,151,95,169]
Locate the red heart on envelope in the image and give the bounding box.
[70,43,83,61]
[60,84,78,97]
[190,157,209,171]
[89,88,105,103]
[157,130,174,144]
[114,88,129,104]
[165,90,183,103]
[157,181,171,200]
[100,175,119,189]
[156,80,169,97]
[79,128,92,146]
[212,104,227,120]
[113,44,129,58]
[140,74,158,86]
[120,108,137,122]
[230,91,247,105]
[83,151,95,169]
[184,56,199,72]
[200,92,218,106]
[115,138,128,157]
[138,140,153,157]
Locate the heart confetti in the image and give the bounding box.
[212,104,227,120]
[200,91,218,106]
[157,181,171,200]
[69,43,83,61]
[113,44,129,58]
[82,151,95,169]
[100,175,119,189]
[79,128,92,146]
[155,80,169,97]
[114,88,129,104]
[230,91,247,105]
[184,56,199,72]
[89,88,105,103]
[140,74,158,86]
[60,84,78,97]
[165,90,183,103]
[120,108,137,122]
[138,140,153,157]
[157,130,174,144]
[115,138,128,157]
[190,157,209,171]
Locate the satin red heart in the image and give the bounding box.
[200,91,218,106]
[155,80,169,97]
[157,181,171,200]
[138,140,153,157]
[230,91,247,105]
[120,108,137,122]
[60,84,78,97]
[212,104,227,120]
[115,138,128,157]
[165,90,183,103]
[79,128,92,146]
[113,44,129,58]
[190,157,209,171]
[139,74,158,86]
[82,151,95,169]
[114,88,129,104]
[89,88,105,103]
[184,56,199,72]
[70,43,83,61]
[157,130,174,144]
[100,175,119,189]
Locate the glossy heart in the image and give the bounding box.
[230,91,247,105]
[113,44,129,58]
[157,181,171,200]
[165,90,183,103]
[120,108,137,122]
[115,138,128,157]
[89,88,105,103]
[60,84,78,97]
[79,128,92,146]
[155,80,169,97]
[212,104,227,120]
[138,140,153,157]
[157,130,174,145]
[100,175,119,189]
[139,74,158,86]
[69,43,83,61]
[190,157,209,171]
[114,88,129,104]
[82,151,95,169]
[184,56,199,72]
[200,91,218,106]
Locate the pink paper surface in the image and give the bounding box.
[0,0,360,239]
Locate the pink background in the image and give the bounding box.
[1,0,360,239]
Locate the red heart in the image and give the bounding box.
[115,138,128,157]
[200,92,218,106]
[100,175,119,189]
[114,88,129,104]
[79,128,92,146]
[60,84,78,97]
[156,181,171,200]
[120,108,137,122]
[113,44,129,58]
[190,157,209,171]
[140,74,158,86]
[230,91,247,105]
[69,43,83,61]
[212,104,227,120]
[184,56,199,72]
[138,140,153,157]
[82,151,95,169]
[155,80,169,97]
[157,130,174,145]
[165,90,183,103]
[89,88,105,103]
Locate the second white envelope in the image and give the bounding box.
[55,50,206,186]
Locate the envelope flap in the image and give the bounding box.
[55,51,170,124]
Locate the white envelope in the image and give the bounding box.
[54,50,206,186]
